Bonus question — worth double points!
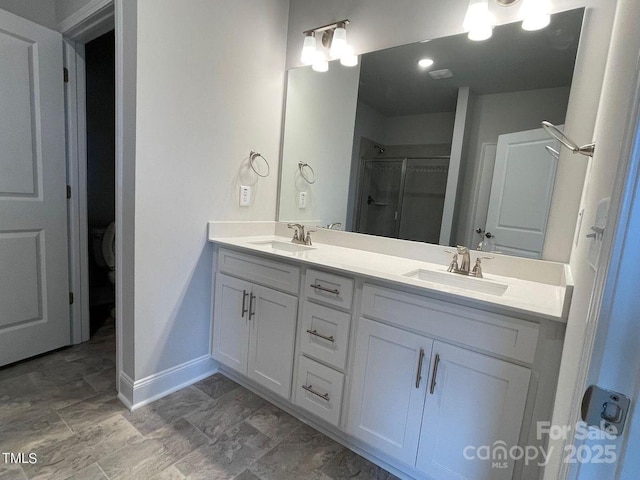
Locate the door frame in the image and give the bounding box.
[62,0,115,345]
[564,59,640,479]
[548,14,640,479]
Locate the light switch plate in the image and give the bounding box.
[240,186,251,207]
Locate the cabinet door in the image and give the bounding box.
[213,273,252,374]
[416,342,531,480]
[247,284,298,399]
[347,318,433,465]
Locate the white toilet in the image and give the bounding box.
[90,221,116,284]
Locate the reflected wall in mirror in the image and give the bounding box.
[278,9,584,259]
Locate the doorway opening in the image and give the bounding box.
[85,30,116,337]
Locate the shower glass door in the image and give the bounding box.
[356,157,449,242]
[356,159,405,237]
[398,158,449,243]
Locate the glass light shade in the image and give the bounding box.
[340,46,358,67]
[418,58,434,68]
[468,25,493,41]
[312,52,329,72]
[330,26,348,58]
[300,34,317,65]
[463,0,495,41]
[521,0,551,31]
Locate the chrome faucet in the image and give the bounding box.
[327,222,342,230]
[457,246,471,273]
[287,223,314,245]
[445,246,492,278]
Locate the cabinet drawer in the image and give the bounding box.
[361,284,539,363]
[304,268,354,310]
[299,301,351,371]
[294,356,344,427]
[218,248,300,294]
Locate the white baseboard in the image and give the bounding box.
[117,355,219,411]
[117,371,134,409]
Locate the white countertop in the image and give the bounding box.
[208,233,572,323]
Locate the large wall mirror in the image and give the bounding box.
[278,9,584,259]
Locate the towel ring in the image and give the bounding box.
[545,145,560,160]
[249,151,270,178]
[541,121,595,157]
[298,162,316,184]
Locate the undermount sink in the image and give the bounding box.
[249,240,316,253]
[402,269,508,296]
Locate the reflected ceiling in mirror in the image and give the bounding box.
[359,12,580,117]
[277,9,584,259]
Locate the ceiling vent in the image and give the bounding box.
[428,69,454,80]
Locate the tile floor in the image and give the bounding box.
[0,318,397,480]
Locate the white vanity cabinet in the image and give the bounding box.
[347,318,434,465]
[416,342,530,480]
[347,284,534,480]
[294,268,354,426]
[213,249,300,399]
[209,241,565,480]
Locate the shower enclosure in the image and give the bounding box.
[355,157,449,243]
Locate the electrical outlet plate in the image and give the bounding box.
[298,191,307,209]
[240,186,251,207]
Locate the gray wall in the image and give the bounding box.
[56,0,95,23]
[0,0,57,29]
[279,63,360,226]
[131,0,290,380]
[0,0,97,30]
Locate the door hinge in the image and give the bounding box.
[69,292,74,305]
[66,185,71,199]
[64,67,69,83]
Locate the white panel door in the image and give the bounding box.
[0,9,70,366]
[485,127,560,258]
[416,342,531,480]
[247,284,297,399]
[212,273,251,374]
[347,318,433,466]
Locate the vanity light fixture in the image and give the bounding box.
[301,19,358,72]
[312,52,329,73]
[329,22,348,58]
[340,46,358,67]
[463,0,495,41]
[418,58,434,68]
[464,0,551,41]
[521,0,551,31]
[300,31,317,65]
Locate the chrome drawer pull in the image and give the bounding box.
[416,348,425,388]
[249,293,256,319]
[241,290,249,318]
[302,384,330,401]
[306,329,335,343]
[430,353,440,394]
[310,283,340,295]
